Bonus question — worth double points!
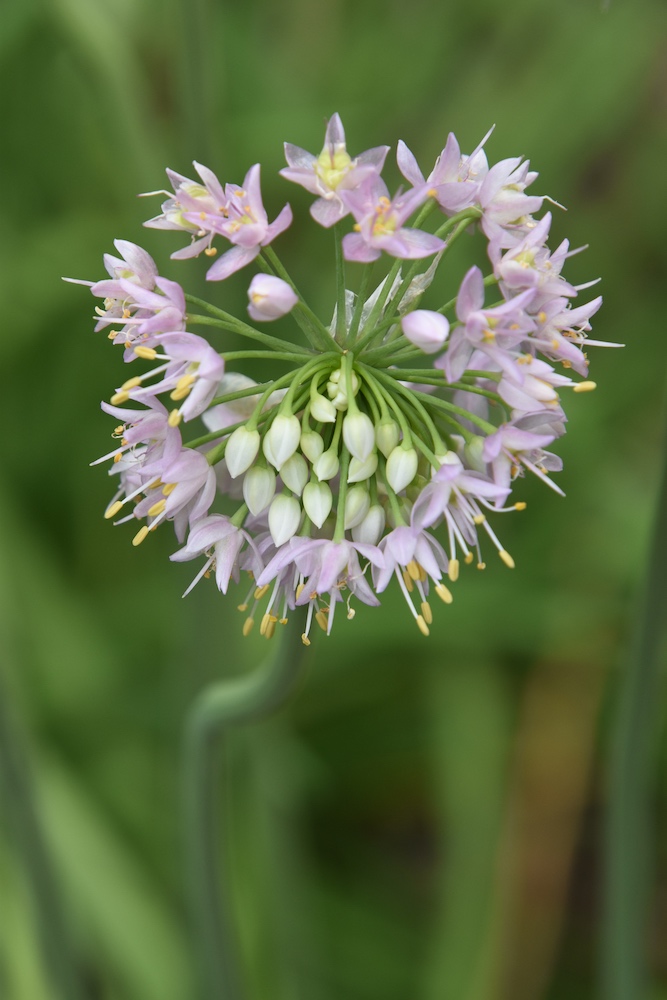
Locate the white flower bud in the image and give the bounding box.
[375,418,400,458]
[386,445,419,493]
[302,481,333,529]
[280,453,308,496]
[225,425,260,479]
[300,429,324,463]
[343,411,375,462]
[400,309,450,353]
[247,274,298,322]
[347,452,378,483]
[463,435,486,473]
[313,449,340,481]
[344,486,370,530]
[268,493,301,546]
[243,465,276,515]
[326,367,359,410]
[265,412,301,470]
[351,504,386,545]
[310,391,337,423]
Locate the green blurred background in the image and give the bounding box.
[2,0,667,997]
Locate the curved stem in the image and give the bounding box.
[601,397,667,999]
[183,623,307,1000]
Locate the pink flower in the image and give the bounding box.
[341,177,444,263]
[281,113,389,227]
[247,274,298,321]
[171,515,263,596]
[143,162,228,259]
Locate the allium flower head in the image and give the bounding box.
[73,116,611,644]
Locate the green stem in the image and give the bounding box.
[0,670,85,1000]
[183,623,307,1000]
[261,247,341,353]
[347,262,374,347]
[221,350,311,363]
[334,224,347,344]
[187,314,310,355]
[601,400,667,1000]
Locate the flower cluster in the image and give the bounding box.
[71,114,616,645]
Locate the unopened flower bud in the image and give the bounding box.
[302,480,333,528]
[375,418,400,458]
[247,274,298,322]
[225,425,260,478]
[326,367,359,410]
[310,391,337,423]
[300,429,324,463]
[264,412,301,469]
[344,485,370,530]
[268,493,301,546]
[351,504,386,545]
[280,453,308,496]
[463,435,486,473]
[386,445,419,493]
[348,452,378,483]
[313,449,339,481]
[400,310,450,354]
[243,465,276,515]
[343,411,375,462]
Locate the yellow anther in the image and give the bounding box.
[346,608,356,620]
[418,565,427,583]
[353,223,361,232]
[260,613,272,636]
[407,559,421,581]
[265,619,276,639]
[104,500,123,520]
[170,386,192,401]
[448,558,460,582]
[464,552,474,565]
[537,311,547,323]
[552,339,561,349]
[301,633,311,646]
[132,525,150,547]
[421,601,433,625]
[113,452,123,463]
[110,391,130,405]
[573,380,596,393]
[107,330,118,340]
[427,188,438,198]
[295,582,305,600]
[122,308,132,319]
[499,549,515,569]
[147,498,166,517]
[134,345,157,361]
[168,409,182,427]
[279,617,288,625]
[435,583,453,605]
[254,584,270,600]
[473,513,486,525]
[199,211,207,220]
[562,360,572,369]
[402,569,414,593]
[315,610,329,632]
[482,329,495,342]
[121,376,143,391]
[204,247,218,256]
[477,561,486,570]
[416,614,430,637]
[237,603,248,612]
[242,617,255,637]
[514,501,527,511]
[162,482,177,496]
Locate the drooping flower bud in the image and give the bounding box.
[386,445,419,493]
[247,275,298,322]
[343,410,375,462]
[268,493,301,546]
[344,485,371,529]
[300,429,324,463]
[313,449,340,481]
[280,453,309,496]
[264,412,301,469]
[225,425,260,478]
[351,504,386,545]
[400,310,450,354]
[243,465,276,515]
[310,390,337,423]
[375,418,400,458]
[348,452,378,483]
[302,480,333,528]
